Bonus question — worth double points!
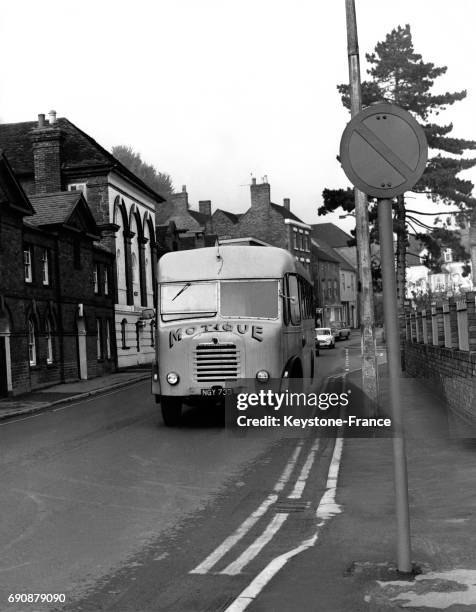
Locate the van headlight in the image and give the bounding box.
[256,370,269,382]
[166,372,180,385]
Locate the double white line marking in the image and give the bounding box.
[190,441,304,575]
[220,439,320,576]
[190,436,321,577]
[225,435,344,612]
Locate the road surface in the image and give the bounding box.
[0,336,366,611]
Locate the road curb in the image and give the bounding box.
[0,374,150,422]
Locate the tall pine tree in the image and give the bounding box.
[322,24,476,305]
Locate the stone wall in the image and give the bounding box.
[403,292,476,423]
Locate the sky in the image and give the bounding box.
[1,0,475,234]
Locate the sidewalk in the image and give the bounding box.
[250,370,476,611]
[0,369,150,421]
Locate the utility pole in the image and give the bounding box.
[344,0,378,404]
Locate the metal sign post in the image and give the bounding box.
[377,197,412,572]
[340,102,428,573]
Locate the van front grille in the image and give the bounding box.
[194,343,239,382]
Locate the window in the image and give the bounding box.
[105,320,111,359]
[45,318,53,364]
[41,248,49,285]
[28,319,37,366]
[24,246,33,282]
[301,278,314,319]
[68,183,87,198]
[96,319,103,359]
[221,281,278,319]
[161,282,217,322]
[93,264,99,294]
[302,278,314,320]
[293,230,298,250]
[341,273,345,292]
[104,266,109,295]
[121,319,128,349]
[150,320,155,347]
[443,248,453,263]
[287,275,301,325]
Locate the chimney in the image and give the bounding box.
[283,198,290,211]
[31,111,63,194]
[250,179,271,211]
[48,110,57,125]
[168,187,189,213]
[199,200,212,217]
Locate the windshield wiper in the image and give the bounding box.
[171,282,191,301]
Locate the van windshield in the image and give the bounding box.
[220,280,278,318]
[160,279,279,321]
[161,282,218,321]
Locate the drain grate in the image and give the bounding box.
[275,499,311,513]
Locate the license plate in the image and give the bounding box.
[201,387,231,396]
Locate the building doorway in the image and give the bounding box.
[0,313,12,397]
[77,316,88,380]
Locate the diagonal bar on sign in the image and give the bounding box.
[355,122,414,179]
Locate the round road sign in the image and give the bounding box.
[339,103,428,199]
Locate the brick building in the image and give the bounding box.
[156,186,215,246]
[311,224,357,327]
[210,178,312,269]
[311,239,342,327]
[211,209,242,238]
[0,152,115,397]
[0,112,165,368]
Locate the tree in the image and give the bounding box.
[415,226,472,276]
[112,145,174,198]
[321,24,476,306]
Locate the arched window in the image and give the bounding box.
[116,247,127,305]
[145,218,155,308]
[45,317,53,364]
[28,319,37,366]
[121,318,128,349]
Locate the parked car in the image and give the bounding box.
[333,321,351,340]
[315,327,335,350]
